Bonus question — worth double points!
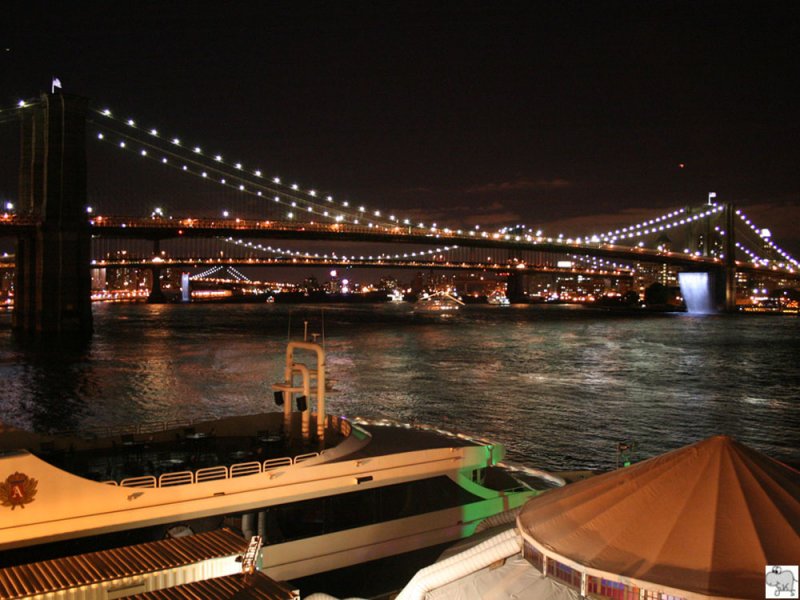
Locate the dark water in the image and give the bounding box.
[1,303,798,471]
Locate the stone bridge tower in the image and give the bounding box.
[13,93,92,334]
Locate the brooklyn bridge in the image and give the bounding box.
[1,93,797,333]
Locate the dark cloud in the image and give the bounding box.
[466,178,572,194]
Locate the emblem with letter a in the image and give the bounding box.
[0,472,39,509]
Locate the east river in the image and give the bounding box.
[1,303,798,471]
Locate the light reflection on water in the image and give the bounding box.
[0,303,798,471]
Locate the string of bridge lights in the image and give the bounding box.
[593,205,726,245]
[734,209,798,270]
[219,237,634,276]
[90,105,467,235]
[710,216,797,271]
[219,236,460,263]
[191,265,251,281]
[568,254,636,274]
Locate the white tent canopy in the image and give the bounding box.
[518,435,800,599]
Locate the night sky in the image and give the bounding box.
[3,1,800,254]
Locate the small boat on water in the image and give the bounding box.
[413,291,465,314]
[487,291,510,306]
[0,334,560,589]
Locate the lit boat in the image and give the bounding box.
[0,336,559,586]
[487,292,510,306]
[413,292,465,313]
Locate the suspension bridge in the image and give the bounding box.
[1,92,797,333]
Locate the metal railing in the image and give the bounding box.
[111,451,322,488]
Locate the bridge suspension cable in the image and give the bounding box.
[90,105,448,233]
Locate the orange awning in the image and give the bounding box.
[518,436,800,599]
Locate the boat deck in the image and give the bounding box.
[1,413,345,486]
[0,415,485,486]
[336,421,485,461]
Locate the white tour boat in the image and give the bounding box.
[413,292,465,313]
[0,336,560,586]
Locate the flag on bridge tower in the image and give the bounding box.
[51,77,62,93]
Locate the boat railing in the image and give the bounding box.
[195,465,229,483]
[158,471,193,487]
[108,451,323,488]
[230,461,261,478]
[79,420,193,439]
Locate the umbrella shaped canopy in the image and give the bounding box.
[518,436,800,599]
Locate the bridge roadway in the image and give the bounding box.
[90,255,633,278]
[85,216,800,279]
[1,214,796,278]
